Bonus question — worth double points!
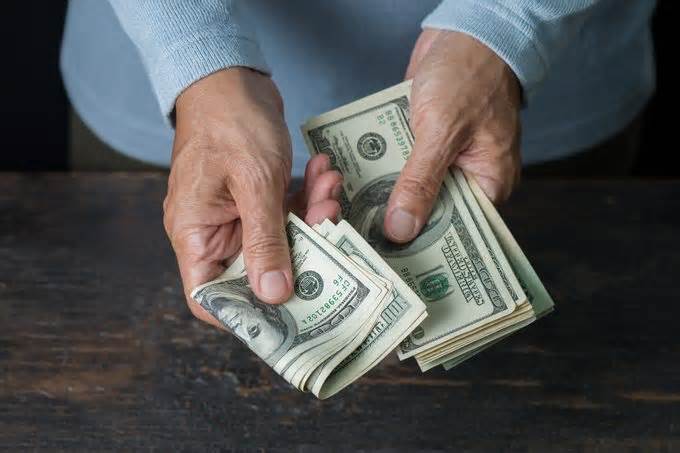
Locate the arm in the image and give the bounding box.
[422,0,602,100]
[108,0,270,118]
[108,1,343,321]
[385,0,603,241]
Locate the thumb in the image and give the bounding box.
[384,106,469,243]
[234,175,293,304]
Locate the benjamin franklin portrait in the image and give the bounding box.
[347,172,453,257]
[196,277,297,366]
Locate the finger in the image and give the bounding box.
[405,28,440,80]
[457,147,519,205]
[454,126,522,204]
[181,260,226,329]
[288,157,336,216]
[305,199,341,226]
[173,223,243,329]
[233,174,293,304]
[384,107,470,243]
[307,170,343,206]
[384,159,448,244]
[303,154,331,204]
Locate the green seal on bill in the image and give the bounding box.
[295,270,324,300]
[356,132,387,160]
[419,273,450,302]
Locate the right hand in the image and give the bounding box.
[163,68,342,327]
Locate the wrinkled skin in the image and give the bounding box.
[384,29,522,244]
[164,29,522,326]
[163,68,342,327]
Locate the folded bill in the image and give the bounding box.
[192,213,426,398]
[192,80,554,400]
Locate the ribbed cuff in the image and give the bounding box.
[422,0,549,101]
[148,27,270,120]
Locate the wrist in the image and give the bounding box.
[422,0,547,101]
[499,59,522,109]
[176,67,270,118]
[171,67,290,172]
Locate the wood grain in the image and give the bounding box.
[1,173,679,451]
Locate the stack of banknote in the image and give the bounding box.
[192,213,428,399]
[192,80,554,399]
[300,80,554,373]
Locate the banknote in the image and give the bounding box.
[301,80,554,373]
[301,81,519,360]
[309,220,427,397]
[194,80,555,399]
[438,173,555,370]
[191,214,393,398]
[466,174,555,319]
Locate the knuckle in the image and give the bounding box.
[229,154,289,196]
[397,173,441,204]
[412,103,471,159]
[162,215,173,239]
[485,166,515,203]
[244,231,288,263]
[162,195,174,235]
[484,133,515,156]
[172,229,215,263]
[186,299,206,321]
[187,236,216,263]
[241,161,278,189]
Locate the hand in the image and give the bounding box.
[384,29,522,243]
[163,68,342,327]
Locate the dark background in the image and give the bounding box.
[0,1,676,176]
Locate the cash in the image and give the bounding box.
[191,214,427,399]
[192,80,554,399]
[301,80,554,373]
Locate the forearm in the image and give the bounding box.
[423,0,602,100]
[108,0,269,119]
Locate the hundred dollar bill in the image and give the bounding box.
[451,170,527,308]
[407,171,537,371]
[191,214,390,398]
[301,81,518,360]
[466,172,554,319]
[308,220,427,398]
[441,316,535,371]
[410,171,555,371]
[438,174,555,370]
[416,302,535,371]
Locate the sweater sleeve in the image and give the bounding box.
[108,0,269,119]
[422,0,602,101]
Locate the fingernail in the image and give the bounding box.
[388,208,417,241]
[259,271,288,301]
[332,183,343,200]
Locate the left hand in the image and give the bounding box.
[384,29,522,243]
[164,68,341,326]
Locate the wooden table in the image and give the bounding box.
[1,173,679,451]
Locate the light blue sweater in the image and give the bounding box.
[61,0,656,177]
